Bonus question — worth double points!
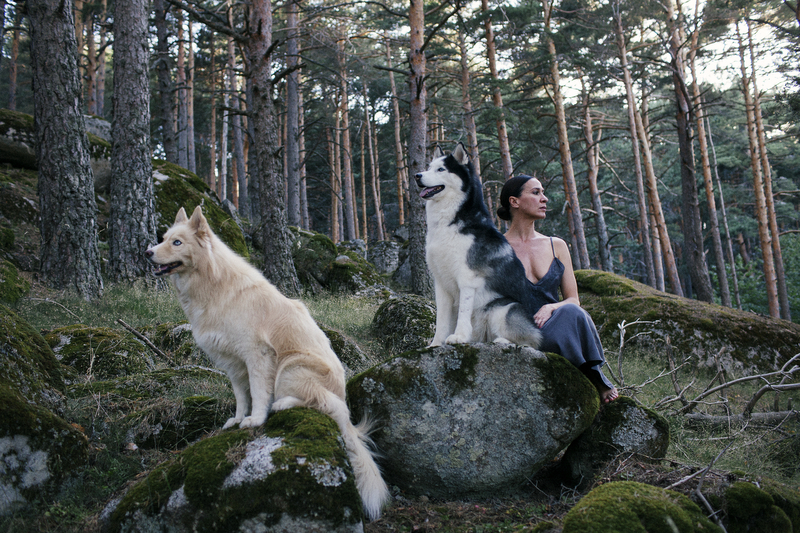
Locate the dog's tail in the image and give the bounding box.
[324,392,390,521]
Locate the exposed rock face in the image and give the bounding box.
[367,241,401,275]
[370,294,435,354]
[347,343,598,498]
[105,408,365,533]
[45,325,151,380]
[576,270,800,374]
[561,396,669,486]
[0,305,88,515]
[562,481,722,533]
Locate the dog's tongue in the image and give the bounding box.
[420,187,436,199]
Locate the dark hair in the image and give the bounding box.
[497,175,534,221]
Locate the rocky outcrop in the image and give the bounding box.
[152,160,248,257]
[0,305,88,515]
[104,408,366,533]
[367,240,401,275]
[560,396,669,486]
[45,324,152,381]
[347,343,599,499]
[370,294,435,354]
[576,270,800,374]
[562,481,722,532]
[722,481,793,533]
[0,259,30,304]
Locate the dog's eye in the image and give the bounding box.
[173,239,182,246]
[437,166,445,172]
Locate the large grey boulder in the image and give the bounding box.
[560,396,670,486]
[367,241,401,275]
[104,408,366,533]
[347,343,599,499]
[370,294,435,354]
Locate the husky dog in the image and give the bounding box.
[415,143,546,347]
[145,206,389,520]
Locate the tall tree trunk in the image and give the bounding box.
[481,0,512,180]
[209,41,217,192]
[580,76,612,273]
[85,13,96,115]
[245,76,260,224]
[8,4,20,111]
[666,0,713,302]
[459,26,481,177]
[747,19,789,320]
[338,34,356,241]
[247,0,300,295]
[187,21,196,174]
[544,0,590,270]
[299,72,310,230]
[408,0,432,296]
[176,11,189,169]
[689,15,730,306]
[613,5,654,284]
[109,0,156,281]
[29,0,102,299]
[327,125,340,242]
[96,0,107,116]
[385,33,406,227]
[154,0,177,163]
[285,0,301,227]
[231,71,247,215]
[364,83,385,241]
[737,21,779,317]
[705,111,742,309]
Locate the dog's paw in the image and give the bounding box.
[222,417,243,429]
[239,415,267,428]
[493,337,512,345]
[445,334,469,345]
[271,396,303,412]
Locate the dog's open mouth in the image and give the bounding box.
[153,261,182,276]
[419,185,444,199]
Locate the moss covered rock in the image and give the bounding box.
[0,305,88,515]
[561,396,670,486]
[0,259,29,304]
[45,325,151,381]
[576,270,800,373]
[347,343,598,498]
[723,481,792,533]
[0,108,36,169]
[138,321,209,367]
[759,478,800,531]
[153,160,248,258]
[371,294,436,354]
[320,325,369,378]
[107,408,365,533]
[67,367,229,403]
[125,395,233,450]
[563,481,723,533]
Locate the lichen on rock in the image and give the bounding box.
[370,294,436,354]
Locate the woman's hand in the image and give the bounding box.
[533,303,558,328]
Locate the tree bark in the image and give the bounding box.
[737,21,778,317]
[385,32,406,227]
[298,71,309,230]
[327,125,340,242]
[187,21,196,173]
[175,10,189,169]
[364,83,385,241]
[247,0,300,295]
[285,0,301,227]
[338,34,356,241]
[408,0,432,296]
[666,0,713,302]
[154,0,177,163]
[689,15,730,307]
[109,0,156,282]
[544,0,590,270]
[747,19,789,320]
[459,27,481,177]
[481,0,512,180]
[29,0,103,299]
[208,41,217,192]
[96,0,107,116]
[85,12,96,115]
[8,4,20,111]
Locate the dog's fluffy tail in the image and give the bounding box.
[324,392,390,521]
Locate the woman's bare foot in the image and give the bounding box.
[582,364,619,405]
[599,385,619,404]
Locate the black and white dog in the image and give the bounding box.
[415,143,546,347]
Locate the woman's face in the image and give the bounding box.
[510,178,548,219]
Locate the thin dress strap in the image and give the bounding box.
[550,237,555,258]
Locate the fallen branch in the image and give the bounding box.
[685,410,800,427]
[117,319,166,367]
[25,297,80,320]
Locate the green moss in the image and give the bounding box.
[536,351,599,417]
[575,269,800,371]
[67,367,228,401]
[0,225,13,250]
[562,481,723,533]
[0,108,34,134]
[443,344,479,393]
[724,482,792,533]
[152,159,248,258]
[45,324,149,379]
[0,259,30,304]
[125,395,231,450]
[760,478,800,530]
[371,294,436,354]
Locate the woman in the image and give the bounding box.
[498,175,619,404]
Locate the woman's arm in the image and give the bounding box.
[532,237,580,328]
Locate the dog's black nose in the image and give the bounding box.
[145,249,153,258]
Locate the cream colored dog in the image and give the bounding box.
[145,206,389,520]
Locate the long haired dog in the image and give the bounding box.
[415,143,546,347]
[145,206,389,520]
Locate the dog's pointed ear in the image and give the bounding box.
[453,143,469,165]
[174,207,188,225]
[432,145,445,159]
[188,205,210,235]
